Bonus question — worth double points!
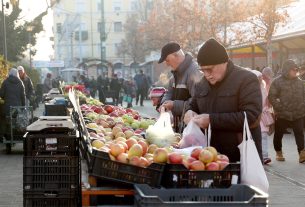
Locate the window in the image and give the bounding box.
[114,22,122,32]
[56,23,62,34]
[113,1,121,11]
[130,1,138,11]
[75,31,89,41]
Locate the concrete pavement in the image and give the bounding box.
[0,100,304,206]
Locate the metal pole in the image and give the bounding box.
[2,0,8,61]
[100,0,106,61]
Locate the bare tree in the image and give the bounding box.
[247,0,290,67]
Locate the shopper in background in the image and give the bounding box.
[17,66,34,107]
[251,70,274,165]
[0,68,26,117]
[184,38,262,162]
[158,42,202,132]
[134,70,148,106]
[43,73,53,93]
[268,59,305,163]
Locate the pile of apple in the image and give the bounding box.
[168,146,230,171]
[90,124,171,167]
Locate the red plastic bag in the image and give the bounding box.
[179,120,207,148]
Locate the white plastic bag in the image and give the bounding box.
[146,112,176,147]
[238,112,269,193]
[179,120,207,148]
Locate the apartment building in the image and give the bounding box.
[52,0,148,76]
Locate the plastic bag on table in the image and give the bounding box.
[178,120,207,148]
[146,112,176,147]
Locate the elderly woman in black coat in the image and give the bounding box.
[0,68,26,117]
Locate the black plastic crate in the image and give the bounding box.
[45,103,67,116]
[23,156,80,191]
[24,133,79,156]
[24,190,79,207]
[134,184,268,207]
[89,149,165,187]
[162,163,240,188]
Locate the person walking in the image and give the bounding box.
[268,59,305,163]
[0,68,26,117]
[134,70,148,106]
[17,66,34,107]
[251,70,274,164]
[158,42,202,132]
[184,38,262,162]
[43,73,53,93]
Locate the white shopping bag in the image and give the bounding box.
[179,120,207,148]
[238,112,269,193]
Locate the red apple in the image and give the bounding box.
[168,152,183,164]
[217,160,229,170]
[191,148,202,160]
[104,105,114,113]
[206,162,220,171]
[217,154,229,163]
[189,160,205,170]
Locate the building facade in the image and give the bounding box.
[52,0,147,77]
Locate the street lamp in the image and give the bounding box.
[1,0,9,61]
[27,26,34,69]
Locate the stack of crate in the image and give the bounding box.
[23,116,81,207]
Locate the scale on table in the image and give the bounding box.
[26,116,74,132]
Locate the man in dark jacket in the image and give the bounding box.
[159,42,202,132]
[0,68,26,117]
[134,70,148,106]
[184,38,262,162]
[268,59,305,163]
[17,66,34,107]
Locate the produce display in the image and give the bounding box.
[69,88,239,188]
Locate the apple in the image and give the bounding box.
[91,140,104,149]
[129,156,141,166]
[217,154,229,162]
[182,156,197,169]
[126,138,138,149]
[116,153,128,163]
[110,143,125,157]
[138,140,148,155]
[112,126,123,136]
[131,121,140,129]
[217,160,229,170]
[124,130,134,139]
[199,149,214,164]
[206,162,220,171]
[128,144,143,159]
[115,132,126,139]
[204,146,218,161]
[191,147,202,160]
[104,105,114,113]
[168,152,183,164]
[139,157,149,167]
[109,111,119,117]
[116,141,128,151]
[147,144,158,154]
[153,148,168,163]
[189,160,205,170]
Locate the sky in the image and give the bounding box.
[19,0,53,61]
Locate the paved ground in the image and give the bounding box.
[0,99,305,206]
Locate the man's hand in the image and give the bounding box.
[162,100,174,111]
[184,110,198,124]
[192,113,210,129]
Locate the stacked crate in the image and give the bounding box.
[23,116,81,207]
